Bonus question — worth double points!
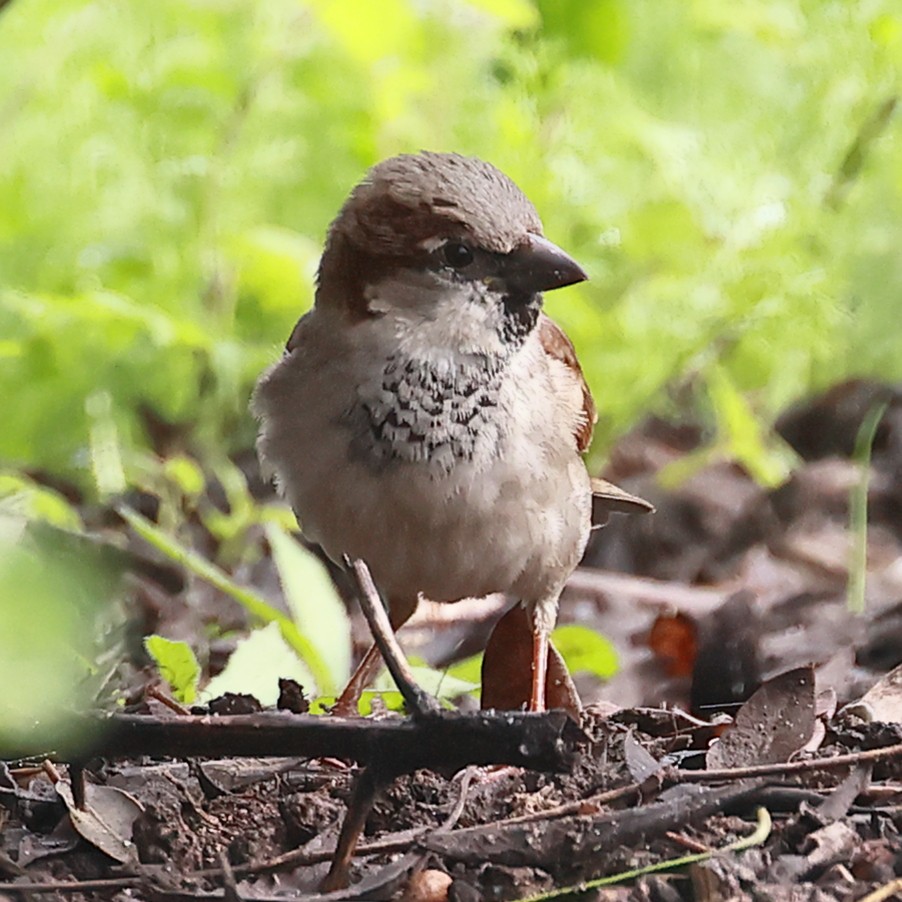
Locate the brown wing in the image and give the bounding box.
[537,313,597,454]
[536,315,655,524]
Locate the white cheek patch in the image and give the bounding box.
[417,236,447,252]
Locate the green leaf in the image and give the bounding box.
[0,474,83,531]
[162,455,205,499]
[443,653,484,687]
[707,366,795,488]
[119,507,336,694]
[143,635,200,704]
[200,622,315,708]
[354,662,481,714]
[0,524,120,755]
[372,664,479,701]
[266,524,351,696]
[551,624,619,681]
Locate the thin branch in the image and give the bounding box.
[675,739,902,783]
[345,556,441,717]
[8,708,580,775]
[567,567,725,614]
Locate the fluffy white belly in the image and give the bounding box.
[255,317,592,606]
[295,449,590,604]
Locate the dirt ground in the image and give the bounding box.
[4,379,902,900]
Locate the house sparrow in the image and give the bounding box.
[254,152,649,714]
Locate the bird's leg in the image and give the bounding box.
[331,594,417,716]
[528,598,560,714]
[331,644,383,716]
[529,627,550,713]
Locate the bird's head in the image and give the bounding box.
[315,152,587,354]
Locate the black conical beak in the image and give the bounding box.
[501,233,588,294]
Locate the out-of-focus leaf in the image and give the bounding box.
[468,0,538,29]
[230,226,319,341]
[708,367,795,488]
[120,507,334,691]
[372,664,478,701]
[266,524,351,696]
[444,654,483,687]
[0,523,120,755]
[0,0,900,489]
[537,0,629,63]
[201,622,315,708]
[310,0,416,64]
[552,624,619,681]
[162,456,205,499]
[0,476,82,531]
[144,635,200,704]
[87,389,126,499]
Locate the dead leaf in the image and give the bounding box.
[401,869,452,902]
[801,821,859,871]
[816,687,838,721]
[817,764,872,823]
[56,781,143,865]
[624,730,662,783]
[648,611,698,677]
[706,666,816,769]
[842,661,902,723]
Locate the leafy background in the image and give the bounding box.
[1,0,901,732]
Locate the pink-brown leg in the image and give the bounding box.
[331,595,417,716]
[529,628,550,713]
[331,643,384,716]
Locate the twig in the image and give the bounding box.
[344,557,440,717]
[858,878,902,902]
[424,781,766,867]
[514,805,772,900]
[317,764,477,893]
[6,708,579,777]
[0,877,142,895]
[675,740,902,783]
[321,765,385,892]
[146,685,192,716]
[203,823,430,875]
[476,779,643,828]
[566,567,724,614]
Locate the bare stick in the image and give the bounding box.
[6,709,578,775]
[321,765,385,892]
[344,556,441,718]
[566,567,724,614]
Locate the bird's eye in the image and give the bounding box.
[442,241,474,269]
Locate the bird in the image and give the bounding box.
[253,151,650,714]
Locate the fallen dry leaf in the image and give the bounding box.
[648,611,698,677]
[706,666,816,769]
[56,781,143,865]
[842,661,902,723]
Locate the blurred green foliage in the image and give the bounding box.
[0,0,900,489]
[0,516,122,753]
[2,1,902,727]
